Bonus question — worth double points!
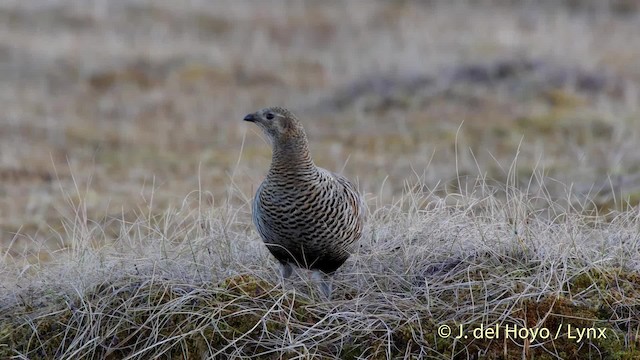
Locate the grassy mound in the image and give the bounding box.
[2,182,639,359]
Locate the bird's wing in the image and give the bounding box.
[329,171,367,225]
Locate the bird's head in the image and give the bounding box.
[243,106,305,145]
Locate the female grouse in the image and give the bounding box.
[244,106,365,297]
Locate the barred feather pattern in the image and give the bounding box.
[250,109,365,274]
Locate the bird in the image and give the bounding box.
[244,106,366,298]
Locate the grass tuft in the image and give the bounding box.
[2,177,639,359]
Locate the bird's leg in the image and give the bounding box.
[277,263,293,294]
[311,270,332,299]
[280,262,293,279]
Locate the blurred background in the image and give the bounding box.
[1,0,640,262]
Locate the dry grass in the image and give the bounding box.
[2,0,640,257]
[1,173,639,358]
[1,0,640,358]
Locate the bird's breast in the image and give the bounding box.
[255,178,353,240]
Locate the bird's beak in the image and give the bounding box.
[243,113,256,122]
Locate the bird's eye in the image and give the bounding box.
[266,113,274,120]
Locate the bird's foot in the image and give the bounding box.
[311,270,333,300]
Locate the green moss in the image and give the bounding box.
[2,269,638,359]
[221,273,274,297]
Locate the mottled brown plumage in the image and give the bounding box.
[244,106,365,297]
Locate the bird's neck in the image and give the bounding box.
[268,136,317,180]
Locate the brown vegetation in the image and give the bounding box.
[1,1,639,358]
